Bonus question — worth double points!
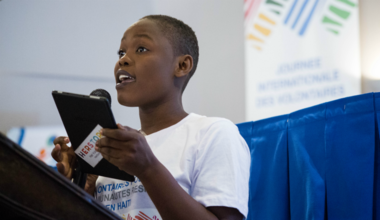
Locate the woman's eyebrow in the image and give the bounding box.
[121,33,153,42]
[133,34,153,41]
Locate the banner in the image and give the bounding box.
[244,0,360,120]
[7,126,67,167]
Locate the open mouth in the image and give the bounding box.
[116,70,135,85]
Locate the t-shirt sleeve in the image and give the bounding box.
[190,119,251,218]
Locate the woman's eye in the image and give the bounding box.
[118,50,126,58]
[136,47,147,53]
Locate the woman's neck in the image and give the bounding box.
[139,97,188,135]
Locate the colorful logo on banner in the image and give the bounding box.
[244,0,360,121]
[245,0,357,50]
[322,0,357,34]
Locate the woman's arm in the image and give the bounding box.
[138,157,244,220]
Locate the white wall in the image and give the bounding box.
[360,0,380,93]
[0,0,246,133]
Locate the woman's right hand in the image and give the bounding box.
[51,136,76,180]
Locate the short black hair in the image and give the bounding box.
[140,15,199,92]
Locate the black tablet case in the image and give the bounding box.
[52,91,134,181]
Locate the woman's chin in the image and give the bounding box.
[117,96,139,107]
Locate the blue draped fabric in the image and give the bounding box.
[288,103,326,220]
[325,94,375,219]
[237,121,254,148]
[374,93,380,220]
[237,93,380,220]
[238,115,289,220]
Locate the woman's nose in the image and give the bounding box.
[119,52,132,66]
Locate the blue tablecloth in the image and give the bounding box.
[237,93,380,220]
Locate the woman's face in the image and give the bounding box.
[114,19,177,108]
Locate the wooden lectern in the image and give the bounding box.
[0,133,122,220]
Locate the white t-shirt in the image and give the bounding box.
[95,113,250,220]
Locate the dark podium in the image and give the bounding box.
[0,133,122,220]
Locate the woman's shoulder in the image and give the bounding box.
[186,113,238,131]
[184,113,241,140]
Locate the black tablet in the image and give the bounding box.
[52,90,134,182]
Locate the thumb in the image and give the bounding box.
[117,123,125,130]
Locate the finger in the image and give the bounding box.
[121,124,136,130]
[119,124,141,135]
[86,174,99,185]
[53,136,69,145]
[96,137,121,149]
[66,147,77,168]
[69,150,77,164]
[101,153,119,166]
[56,162,66,176]
[87,174,99,180]
[116,123,135,131]
[51,144,63,162]
[58,157,74,177]
[102,125,139,141]
[96,136,134,151]
[96,146,123,159]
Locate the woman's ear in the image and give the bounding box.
[174,55,193,78]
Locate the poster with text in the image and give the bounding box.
[244,0,360,120]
